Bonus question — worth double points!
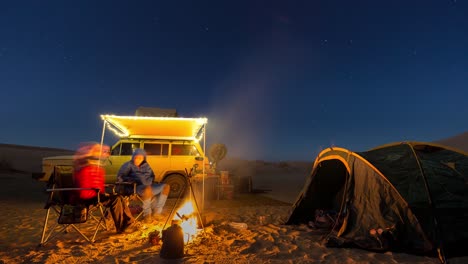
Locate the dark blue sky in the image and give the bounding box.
[1,0,467,161]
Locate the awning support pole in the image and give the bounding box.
[100,120,107,146]
[98,120,107,166]
[202,123,206,212]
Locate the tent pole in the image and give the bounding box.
[409,145,447,264]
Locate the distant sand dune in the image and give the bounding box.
[435,131,468,153]
[0,143,73,173]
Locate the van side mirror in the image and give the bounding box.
[195,157,204,161]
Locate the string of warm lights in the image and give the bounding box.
[195,127,205,142]
[101,114,207,139]
[101,114,207,123]
[105,122,129,138]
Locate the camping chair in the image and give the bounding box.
[40,165,110,246]
[113,181,145,221]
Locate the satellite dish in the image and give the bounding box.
[209,143,227,169]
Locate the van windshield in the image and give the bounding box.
[111,142,138,156]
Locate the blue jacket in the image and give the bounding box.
[117,148,155,186]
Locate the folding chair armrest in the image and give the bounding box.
[46,187,100,193]
[115,181,136,185]
[114,181,138,195]
[44,187,102,205]
[46,187,101,199]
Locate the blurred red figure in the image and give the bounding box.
[73,143,109,200]
[73,142,136,234]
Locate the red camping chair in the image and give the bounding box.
[40,165,110,245]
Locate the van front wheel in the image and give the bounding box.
[164,174,188,199]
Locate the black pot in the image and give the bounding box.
[160,221,184,259]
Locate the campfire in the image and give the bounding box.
[173,200,200,243]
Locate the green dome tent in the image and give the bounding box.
[286,142,468,261]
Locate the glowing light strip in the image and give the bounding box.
[101,114,208,139]
[194,126,205,142]
[101,114,207,124]
[127,135,196,140]
[105,122,129,138]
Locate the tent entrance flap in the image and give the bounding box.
[288,159,348,224]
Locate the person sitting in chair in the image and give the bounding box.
[117,148,170,223]
[73,142,137,234]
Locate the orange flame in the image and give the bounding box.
[173,200,199,243]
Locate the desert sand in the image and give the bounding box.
[0,144,467,263]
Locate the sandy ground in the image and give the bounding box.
[2,171,465,264]
[1,144,467,263]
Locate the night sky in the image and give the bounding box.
[1,0,467,161]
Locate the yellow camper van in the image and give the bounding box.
[37,115,210,198]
